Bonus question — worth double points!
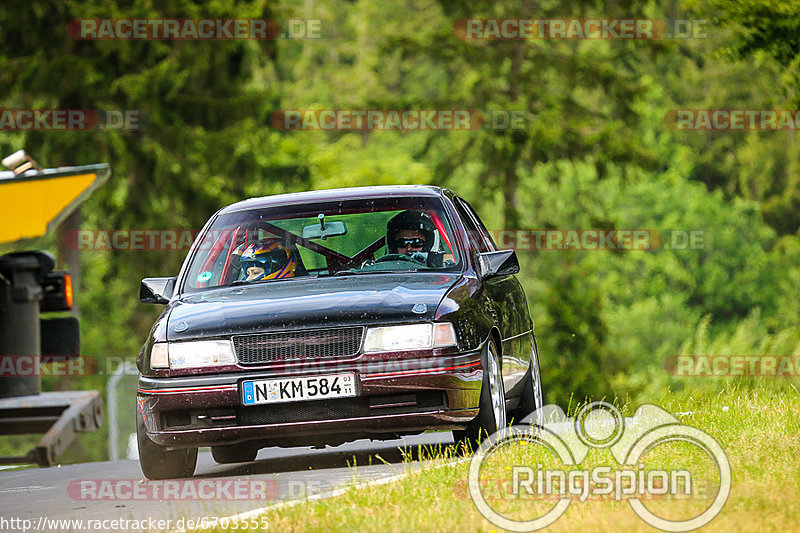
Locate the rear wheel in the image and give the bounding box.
[137,408,197,480]
[454,338,506,452]
[211,444,258,464]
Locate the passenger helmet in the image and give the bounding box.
[235,238,297,281]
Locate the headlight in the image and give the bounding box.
[363,323,457,353]
[150,340,236,370]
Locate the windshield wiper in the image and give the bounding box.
[332,269,418,276]
[229,275,321,286]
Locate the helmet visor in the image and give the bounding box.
[241,249,289,275]
[392,237,427,249]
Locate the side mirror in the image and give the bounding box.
[140,277,176,304]
[478,250,520,279]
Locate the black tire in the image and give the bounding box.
[454,338,506,452]
[137,408,197,480]
[211,444,258,464]
[511,335,544,426]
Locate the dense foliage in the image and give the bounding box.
[1,0,798,460]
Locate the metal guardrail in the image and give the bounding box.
[107,361,138,461]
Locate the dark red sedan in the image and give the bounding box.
[136,185,542,479]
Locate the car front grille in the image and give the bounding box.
[233,327,364,365]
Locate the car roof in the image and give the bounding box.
[219,185,450,214]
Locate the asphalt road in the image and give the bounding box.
[0,410,651,532]
[0,432,456,532]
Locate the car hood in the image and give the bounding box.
[166,272,461,341]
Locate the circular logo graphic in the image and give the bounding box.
[467,402,731,532]
[623,425,731,531]
[574,401,624,448]
[468,425,575,532]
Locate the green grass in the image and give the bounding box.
[194,381,800,532]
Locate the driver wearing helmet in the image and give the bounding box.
[234,238,299,282]
[386,211,436,256]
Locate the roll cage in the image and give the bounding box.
[191,207,456,289]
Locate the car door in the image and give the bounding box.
[454,197,529,393]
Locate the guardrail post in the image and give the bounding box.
[107,361,138,461]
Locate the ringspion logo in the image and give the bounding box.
[469,402,730,531]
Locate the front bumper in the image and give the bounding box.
[137,350,483,449]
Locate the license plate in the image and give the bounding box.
[241,373,357,406]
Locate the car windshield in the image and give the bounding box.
[181,196,463,293]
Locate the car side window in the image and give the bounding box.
[454,198,489,253]
[455,198,496,252]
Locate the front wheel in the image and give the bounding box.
[137,408,197,480]
[454,338,506,451]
